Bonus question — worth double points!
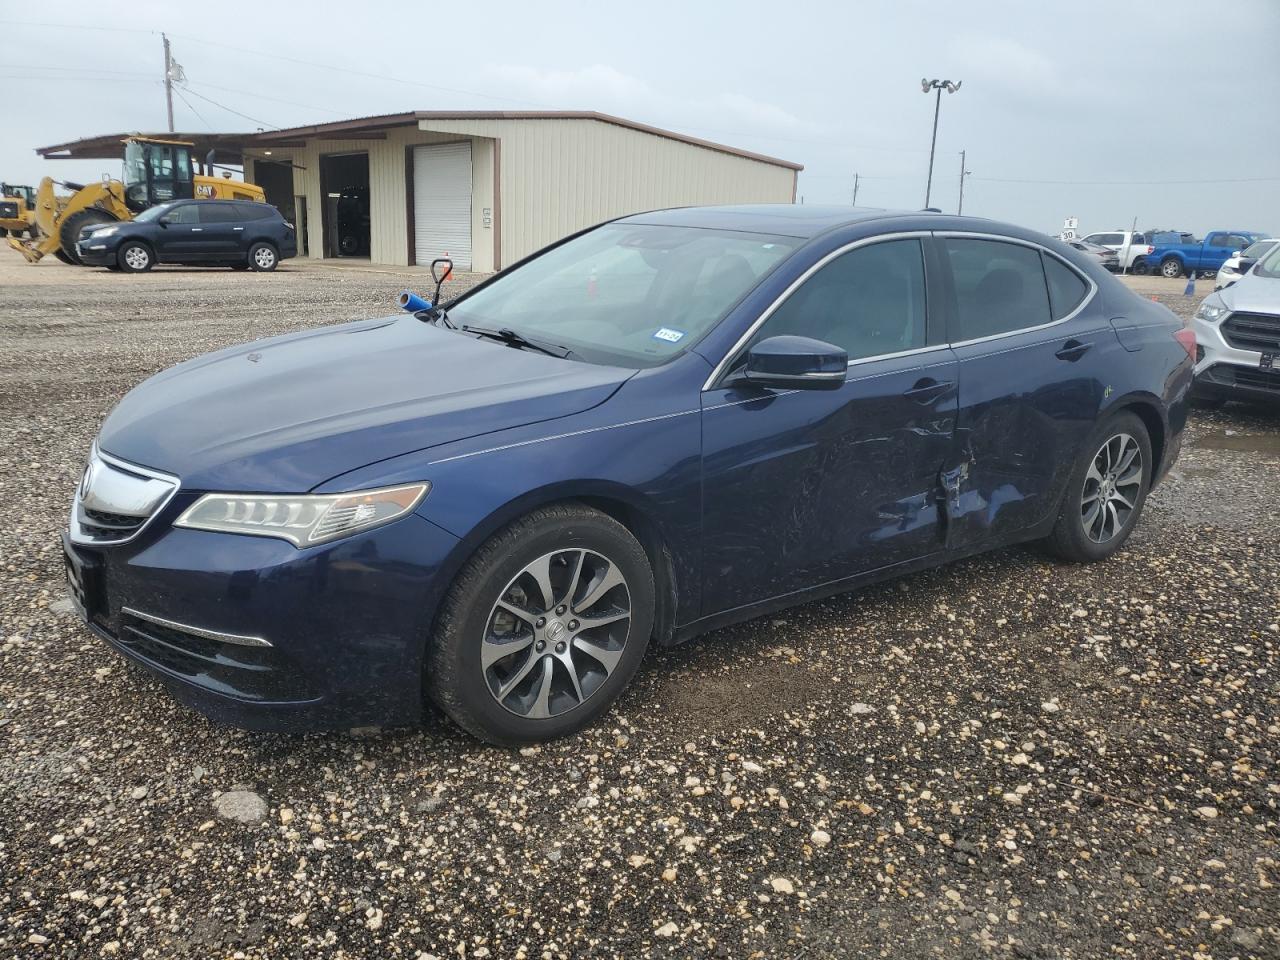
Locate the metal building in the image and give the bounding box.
[239,111,802,271]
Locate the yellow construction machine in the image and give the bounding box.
[0,182,38,237]
[9,136,265,264]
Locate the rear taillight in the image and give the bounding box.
[1146,245,1154,254]
[1174,321,1196,360]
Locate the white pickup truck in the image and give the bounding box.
[1078,230,1155,273]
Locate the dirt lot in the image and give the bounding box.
[1,257,1277,959]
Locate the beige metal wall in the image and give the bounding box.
[418,116,797,267]
[244,117,795,270]
[246,127,496,270]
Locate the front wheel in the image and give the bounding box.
[247,242,278,271]
[426,504,655,745]
[117,241,153,273]
[1041,412,1152,562]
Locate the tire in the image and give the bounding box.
[105,264,122,272]
[1160,258,1183,279]
[1130,259,1149,276]
[338,232,360,256]
[1041,411,1152,563]
[52,248,74,265]
[247,242,278,271]
[426,503,655,745]
[117,241,154,273]
[57,208,118,265]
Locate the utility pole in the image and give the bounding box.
[957,150,968,215]
[852,172,860,206]
[163,33,175,133]
[920,79,961,208]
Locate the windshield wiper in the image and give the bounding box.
[459,324,576,359]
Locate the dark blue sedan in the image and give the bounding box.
[63,205,1194,743]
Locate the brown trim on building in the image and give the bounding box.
[404,146,416,266]
[492,138,502,271]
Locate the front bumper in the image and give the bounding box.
[63,500,461,731]
[1192,311,1280,402]
[74,238,119,266]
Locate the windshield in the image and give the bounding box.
[1243,239,1277,259]
[131,203,173,223]
[1255,241,1280,280]
[445,223,801,368]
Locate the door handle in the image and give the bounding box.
[1055,339,1092,362]
[233,227,244,231]
[903,377,954,404]
[190,227,203,232]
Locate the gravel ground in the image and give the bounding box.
[1,259,1277,959]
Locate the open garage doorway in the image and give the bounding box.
[319,152,370,259]
[253,160,295,225]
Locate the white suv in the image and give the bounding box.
[1192,243,1280,403]
[1079,230,1154,273]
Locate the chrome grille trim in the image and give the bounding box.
[68,445,180,546]
[121,606,273,648]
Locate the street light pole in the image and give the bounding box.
[920,78,961,208]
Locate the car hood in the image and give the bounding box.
[98,316,631,492]
[1219,271,1280,314]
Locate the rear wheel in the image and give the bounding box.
[1042,412,1152,562]
[117,241,154,273]
[247,242,278,271]
[1130,259,1149,276]
[1160,258,1183,279]
[426,504,655,745]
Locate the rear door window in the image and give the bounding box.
[943,238,1052,340]
[197,204,240,223]
[1042,255,1090,319]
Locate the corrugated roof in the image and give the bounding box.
[35,111,804,171]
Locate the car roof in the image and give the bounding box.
[617,203,1054,245]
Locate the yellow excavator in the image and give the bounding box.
[0,182,38,237]
[9,135,265,264]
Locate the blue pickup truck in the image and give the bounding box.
[1144,230,1270,279]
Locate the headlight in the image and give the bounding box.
[92,226,119,238]
[174,483,429,546]
[1195,300,1228,323]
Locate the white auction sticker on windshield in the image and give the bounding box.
[652,327,685,343]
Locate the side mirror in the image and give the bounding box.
[740,335,847,390]
[157,217,170,228]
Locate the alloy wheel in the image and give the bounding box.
[481,549,631,719]
[254,247,276,269]
[1080,432,1142,543]
[124,246,149,270]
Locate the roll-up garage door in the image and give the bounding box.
[413,142,472,271]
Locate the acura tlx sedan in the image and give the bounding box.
[63,205,1194,744]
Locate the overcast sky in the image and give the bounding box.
[4,0,1278,237]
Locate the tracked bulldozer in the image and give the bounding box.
[9,136,265,264]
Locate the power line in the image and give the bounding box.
[184,80,340,117]
[178,86,277,129]
[972,175,1280,186]
[172,86,212,131]
[0,62,154,76]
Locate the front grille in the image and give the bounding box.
[1221,312,1280,352]
[80,508,148,539]
[69,446,178,546]
[1202,363,1280,394]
